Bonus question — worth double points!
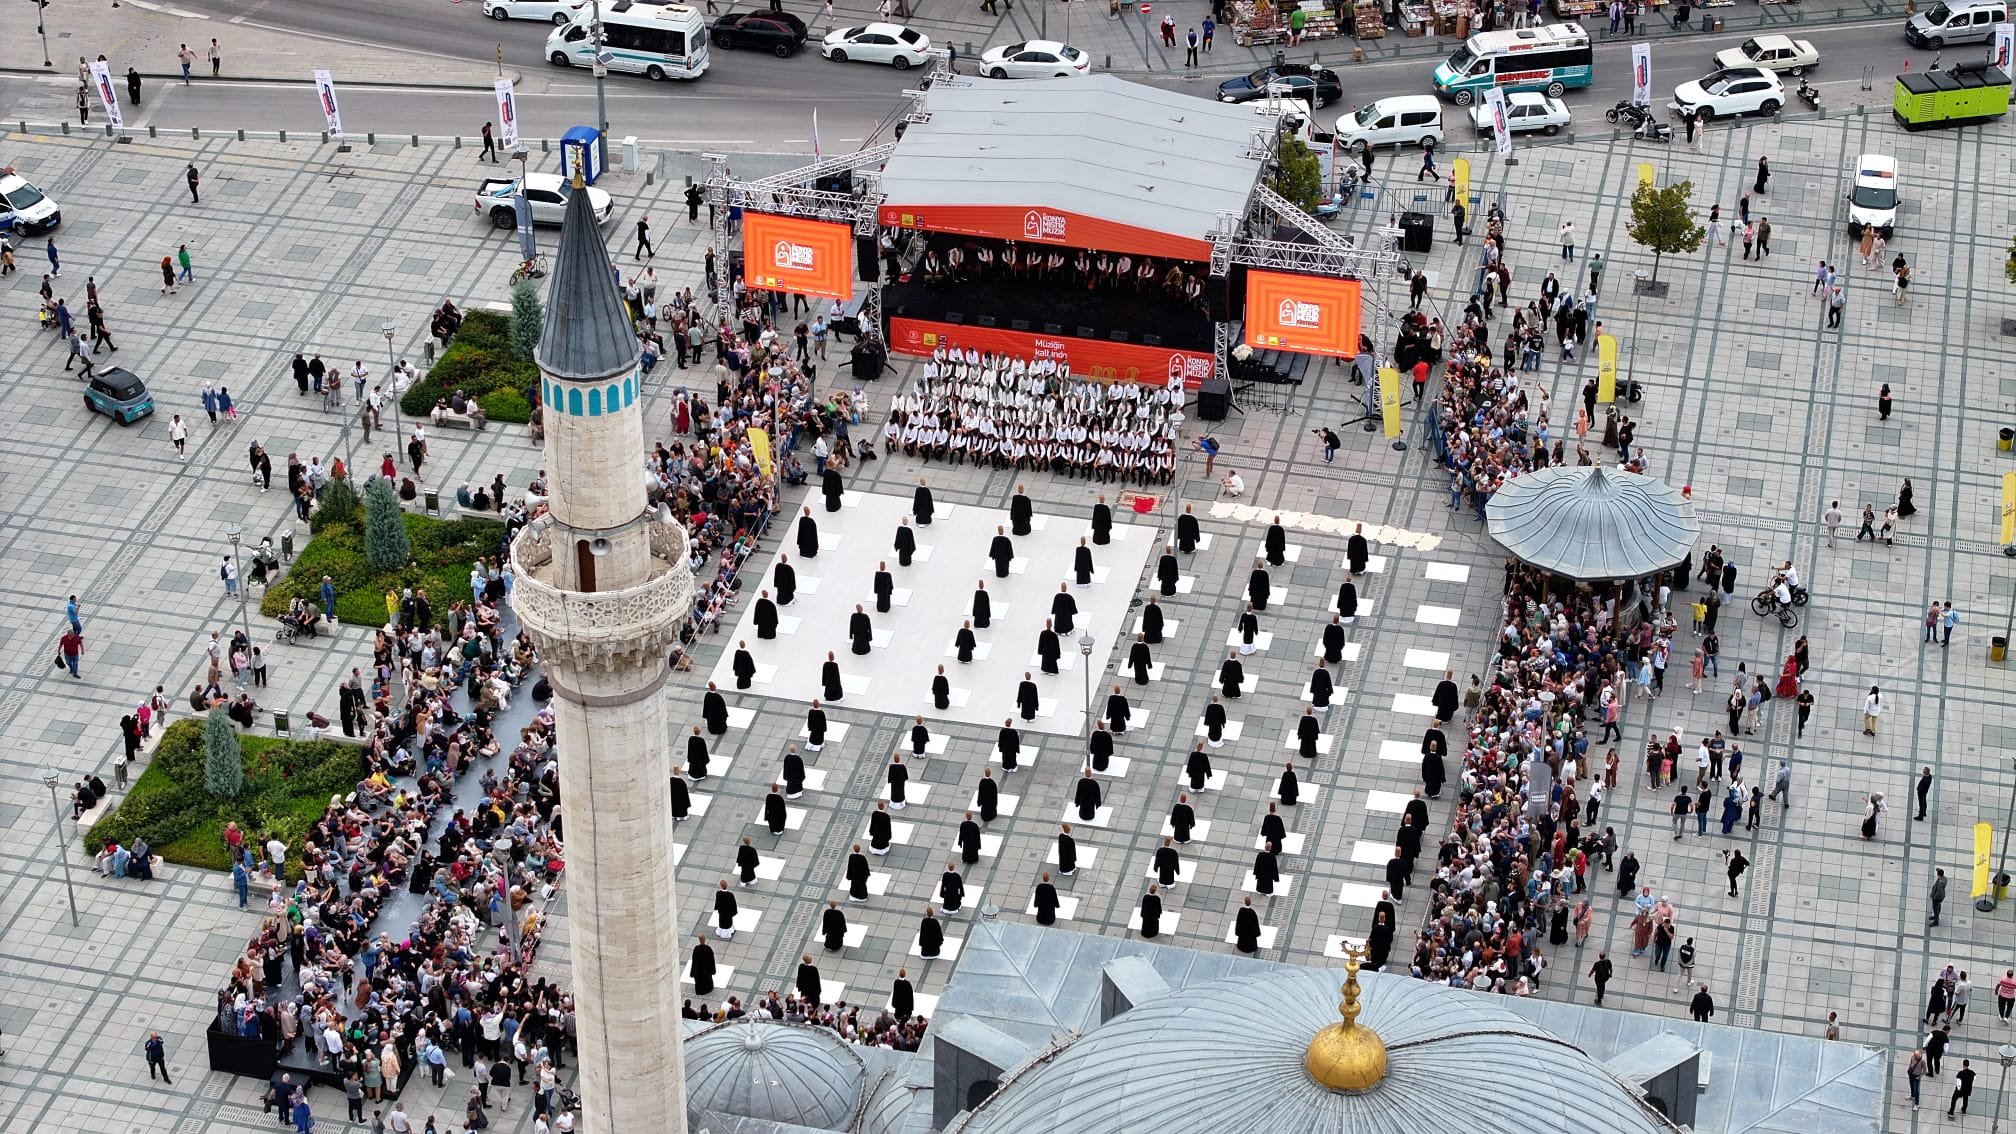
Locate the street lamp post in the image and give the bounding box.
[589,0,612,173]
[1992,1043,2016,1134]
[1991,756,2016,911]
[225,525,251,666]
[40,768,80,927]
[381,320,403,448]
[1079,633,1096,767]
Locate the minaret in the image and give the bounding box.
[510,177,691,1133]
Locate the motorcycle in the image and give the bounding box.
[1605,100,1652,125]
[1796,77,1820,109]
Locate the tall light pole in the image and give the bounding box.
[225,525,251,665]
[33,0,51,68]
[589,0,611,174]
[1079,632,1096,765]
[40,768,80,927]
[1992,756,2016,911]
[1993,1043,2016,1134]
[381,320,403,448]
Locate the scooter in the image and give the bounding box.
[1796,77,1820,109]
[1633,117,1673,143]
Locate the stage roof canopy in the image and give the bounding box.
[876,75,1272,262]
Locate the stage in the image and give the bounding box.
[707,491,1157,737]
[882,273,1213,354]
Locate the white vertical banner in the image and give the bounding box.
[1483,86,1513,159]
[87,60,124,129]
[1631,42,1653,107]
[313,69,344,139]
[811,107,822,163]
[1995,23,2014,80]
[494,78,520,150]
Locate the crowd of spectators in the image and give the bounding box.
[681,990,929,1052]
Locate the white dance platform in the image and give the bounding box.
[709,492,1154,736]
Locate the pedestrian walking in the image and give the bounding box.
[220,555,238,597]
[144,1031,172,1083]
[1823,500,1843,547]
[47,236,60,276]
[1689,983,1715,1022]
[186,163,201,204]
[1741,221,1756,260]
[1907,1049,1927,1111]
[178,244,194,282]
[178,43,195,83]
[1861,685,1883,736]
[88,302,118,352]
[1756,217,1772,257]
[1558,219,1575,261]
[1826,283,1845,327]
[208,38,222,76]
[1417,139,1439,182]
[1994,968,2015,1023]
[1202,16,1215,49]
[1950,1060,1976,1117]
[1725,848,1748,896]
[77,84,90,126]
[635,214,653,260]
[1753,156,1770,195]
[1588,951,1613,1005]
[1915,765,1934,818]
[168,414,188,459]
[65,331,96,377]
[480,121,498,162]
[126,67,142,106]
[58,627,83,677]
[1894,256,1912,304]
[1928,867,1948,927]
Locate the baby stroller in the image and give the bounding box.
[275,599,321,643]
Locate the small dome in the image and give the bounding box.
[684,1020,867,1131]
[860,1067,925,1134]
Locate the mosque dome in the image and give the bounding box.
[684,1019,868,1131]
[950,968,1680,1134]
[859,1067,925,1134]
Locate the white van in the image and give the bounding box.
[546,1,710,80]
[1334,95,1445,153]
[1905,0,2007,48]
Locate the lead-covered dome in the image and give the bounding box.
[684,1019,868,1131]
[949,968,1679,1134]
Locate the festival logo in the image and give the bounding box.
[1276,297,1323,329]
[773,240,816,269]
[1021,209,1068,242]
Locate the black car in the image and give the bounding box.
[1216,64,1342,108]
[710,10,809,56]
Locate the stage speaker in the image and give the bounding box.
[1207,275,1233,322]
[1399,211,1434,254]
[1044,323,1063,335]
[945,311,964,324]
[1077,326,1097,338]
[977,314,998,328]
[1010,318,1030,331]
[1197,376,1232,422]
[1142,334,1162,347]
[856,235,880,282]
[1110,330,1129,343]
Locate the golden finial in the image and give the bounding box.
[1305,940,1388,1092]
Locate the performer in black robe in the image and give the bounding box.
[1141,595,1165,644]
[911,714,931,758]
[972,581,992,628]
[689,936,716,994]
[1128,634,1153,685]
[1367,910,1395,970]
[732,642,756,690]
[1321,615,1345,664]
[1073,538,1095,586]
[1347,523,1370,575]
[939,864,965,913]
[1087,721,1113,772]
[1090,494,1113,545]
[846,846,872,900]
[849,605,874,655]
[913,479,935,525]
[976,770,999,823]
[893,520,917,568]
[1385,850,1408,902]
[989,527,1015,578]
[1252,841,1280,895]
[1264,517,1287,566]
[670,766,691,821]
[931,666,951,711]
[796,507,820,559]
[798,954,824,1004]
[1234,898,1262,953]
[887,755,909,809]
[1278,762,1300,806]
[956,813,981,865]
[1156,547,1180,596]
[702,684,729,736]
[1185,743,1212,792]
[1016,673,1040,721]
[805,699,827,750]
[822,653,844,701]
[1033,873,1060,925]
[774,555,797,606]
[1432,671,1461,722]
[822,465,844,513]
[1176,504,1201,554]
[1055,824,1077,875]
[867,805,893,855]
[782,746,805,798]
[1137,885,1163,938]
[892,970,915,1020]
[735,837,761,886]
[822,902,848,952]
[1219,653,1245,699]
[953,620,978,664]
[1037,622,1062,675]
[1105,686,1131,734]
[713,881,738,938]
[1309,659,1334,711]
[753,591,779,639]
[918,909,944,958]
[1051,585,1078,635]
[1248,560,1271,611]
[1153,838,1182,887]
[1237,605,1261,655]
[1296,708,1321,759]
[1203,696,1227,748]
[1260,803,1286,849]
[997,721,1021,772]
[1421,724,1448,798]
[1009,485,1033,536]
[1169,794,1196,843]
[1336,578,1358,622]
[1404,791,1430,837]
[763,785,788,837]
[1073,772,1102,821]
[687,726,712,781]
[873,564,894,613]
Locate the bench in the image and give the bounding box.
[433,408,488,431]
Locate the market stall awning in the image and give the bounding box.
[1484,464,1699,582]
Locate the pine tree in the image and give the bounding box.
[1625,180,1706,285]
[202,708,243,799]
[510,280,544,362]
[363,476,411,572]
[317,473,360,528]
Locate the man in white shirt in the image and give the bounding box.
[1219,469,1245,498]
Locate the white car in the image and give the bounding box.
[484,0,583,23]
[1712,34,1820,75]
[821,23,931,69]
[473,173,614,229]
[0,169,60,234]
[1669,67,1785,120]
[1468,91,1572,136]
[978,40,1091,79]
[1847,153,1898,239]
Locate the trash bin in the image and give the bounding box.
[2000,426,2012,452]
[1993,635,2008,663]
[1998,871,2011,901]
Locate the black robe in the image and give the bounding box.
[1310,667,1334,709]
[1156,553,1180,597]
[1009,493,1033,536]
[798,960,823,1005]
[763,792,788,836]
[1253,848,1280,894]
[1106,692,1131,733]
[940,870,965,912]
[715,888,738,930]
[1238,610,1260,645]
[688,732,712,780]
[997,727,1021,771]
[1129,641,1152,684]
[954,626,977,664]
[822,659,845,702]
[1385,856,1407,901]
[822,906,847,952]
[892,976,915,1020]
[873,570,894,613]
[1249,567,1271,611]
[868,810,892,853]
[1176,511,1200,554]
[977,777,999,823]
[736,842,761,884]
[1037,629,1061,674]
[913,484,935,525]
[669,774,690,821]
[1186,748,1212,791]
[1087,728,1113,772]
[1260,811,1287,848]
[1141,603,1164,644]
[1347,531,1370,574]
[783,751,805,797]
[893,524,917,567]
[1297,714,1321,759]
[1033,882,1060,925]
[1154,844,1181,886]
[1074,775,1102,820]
[989,535,1015,578]
[1264,522,1286,566]
[1220,658,1244,698]
[1091,502,1112,545]
[1234,905,1261,953]
[1321,620,1345,664]
[774,560,797,606]
[1137,891,1162,937]
[806,706,827,747]
[1367,918,1395,970]
[753,597,778,640]
[1203,700,1226,743]
[732,648,756,690]
[797,514,820,559]
[702,689,729,735]
[1017,679,1040,722]
[957,819,981,865]
[1278,765,1300,806]
[690,940,716,994]
[932,673,951,710]
[822,466,844,512]
[1432,679,1460,723]
[1170,802,1196,843]
[1051,591,1078,635]
[887,762,909,806]
[1074,545,1094,586]
[850,611,874,655]
[918,915,944,958]
[1421,727,1447,797]
[847,852,871,899]
[1056,831,1077,875]
[972,588,992,629]
[1337,579,1358,620]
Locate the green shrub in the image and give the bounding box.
[510,281,544,361]
[478,388,531,421]
[317,474,361,528]
[261,511,505,627]
[202,709,244,798]
[399,310,538,424]
[363,477,413,572]
[87,720,365,876]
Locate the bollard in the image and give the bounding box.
[411,135,419,146]
[192,127,200,139]
[645,172,654,187]
[322,131,330,143]
[279,130,287,143]
[454,135,462,149]
[149,125,157,138]
[61,121,69,134]
[237,128,245,141]
[367,132,376,144]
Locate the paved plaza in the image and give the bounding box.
[1,101,2014,1132]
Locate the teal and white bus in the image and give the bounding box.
[546,1,711,81]
[1432,23,1593,105]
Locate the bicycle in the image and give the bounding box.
[510,254,550,285]
[1749,589,1800,628]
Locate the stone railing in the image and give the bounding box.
[510,517,695,676]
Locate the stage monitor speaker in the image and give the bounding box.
[977,314,998,328]
[1197,376,1232,422]
[945,311,964,324]
[1399,211,1434,254]
[1077,326,1097,338]
[1010,319,1030,331]
[1110,330,1129,343]
[857,235,880,282]
[1142,334,1162,347]
[1044,323,1063,335]
[1207,275,1233,323]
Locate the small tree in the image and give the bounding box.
[509,280,544,362]
[1273,138,1326,212]
[317,473,360,528]
[202,708,243,799]
[1625,179,1706,285]
[2004,233,2016,284]
[363,476,411,572]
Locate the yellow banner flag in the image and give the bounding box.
[1596,334,1619,404]
[1378,366,1403,440]
[1637,162,1655,191]
[1973,821,1994,898]
[2001,472,2016,546]
[748,427,774,479]
[1452,157,1472,217]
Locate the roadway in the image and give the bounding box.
[0,10,1942,151]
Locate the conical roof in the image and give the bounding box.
[537,179,637,382]
[1484,464,1698,582]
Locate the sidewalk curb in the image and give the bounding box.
[0,67,524,92]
